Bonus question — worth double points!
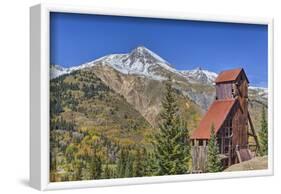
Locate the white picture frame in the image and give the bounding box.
[30,3,274,191]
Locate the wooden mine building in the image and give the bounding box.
[191,68,260,172]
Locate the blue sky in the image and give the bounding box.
[50,12,268,87]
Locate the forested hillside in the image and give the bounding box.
[50,70,154,181]
[50,69,194,181]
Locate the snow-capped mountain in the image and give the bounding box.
[50,46,267,92]
[94,46,179,80]
[50,46,179,80]
[50,46,218,85]
[179,67,218,85]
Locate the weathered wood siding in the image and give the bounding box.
[216,101,248,166]
[216,83,233,99]
[236,77,248,114]
[191,145,208,172]
[231,103,248,148]
[234,74,248,148]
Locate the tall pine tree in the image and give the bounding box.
[133,148,145,177]
[259,106,268,156]
[146,152,158,176]
[124,152,134,177]
[116,149,127,178]
[207,123,222,173]
[154,77,190,175]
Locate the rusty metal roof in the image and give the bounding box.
[215,68,249,83]
[191,99,237,140]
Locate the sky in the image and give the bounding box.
[50,12,268,87]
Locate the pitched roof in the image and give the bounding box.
[191,99,237,140]
[215,68,249,84]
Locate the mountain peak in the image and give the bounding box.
[133,46,149,52]
[129,46,168,65]
[132,46,153,53]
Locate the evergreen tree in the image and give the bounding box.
[207,124,222,172]
[259,106,268,156]
[116,149,127,178]
[124,152,134,177]
[133,148,145,177]
[154,78,190,175]
[116,148,135,178]
[146,152,158,176]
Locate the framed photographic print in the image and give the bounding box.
[30,3,274,190]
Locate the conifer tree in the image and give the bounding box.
[146,152,158,176]
[259,106,268,156]
[154,78,190,175]
[207,124,222,173]
[117,148,128,178]
[133,148,144,177]
[133,147,150,177]
[124,152,134,177]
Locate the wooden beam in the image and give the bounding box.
[236,150,242,163]
[235,83,242,97]
[203,140,206,146]
[248,132,254,136]
[248,113,261,153]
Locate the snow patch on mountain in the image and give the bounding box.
[50,65,71,79]
[179,67,218,85]
[249,86,268,98]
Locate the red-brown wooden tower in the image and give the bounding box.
[191,68,259,172]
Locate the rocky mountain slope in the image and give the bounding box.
[92,64,203,128]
